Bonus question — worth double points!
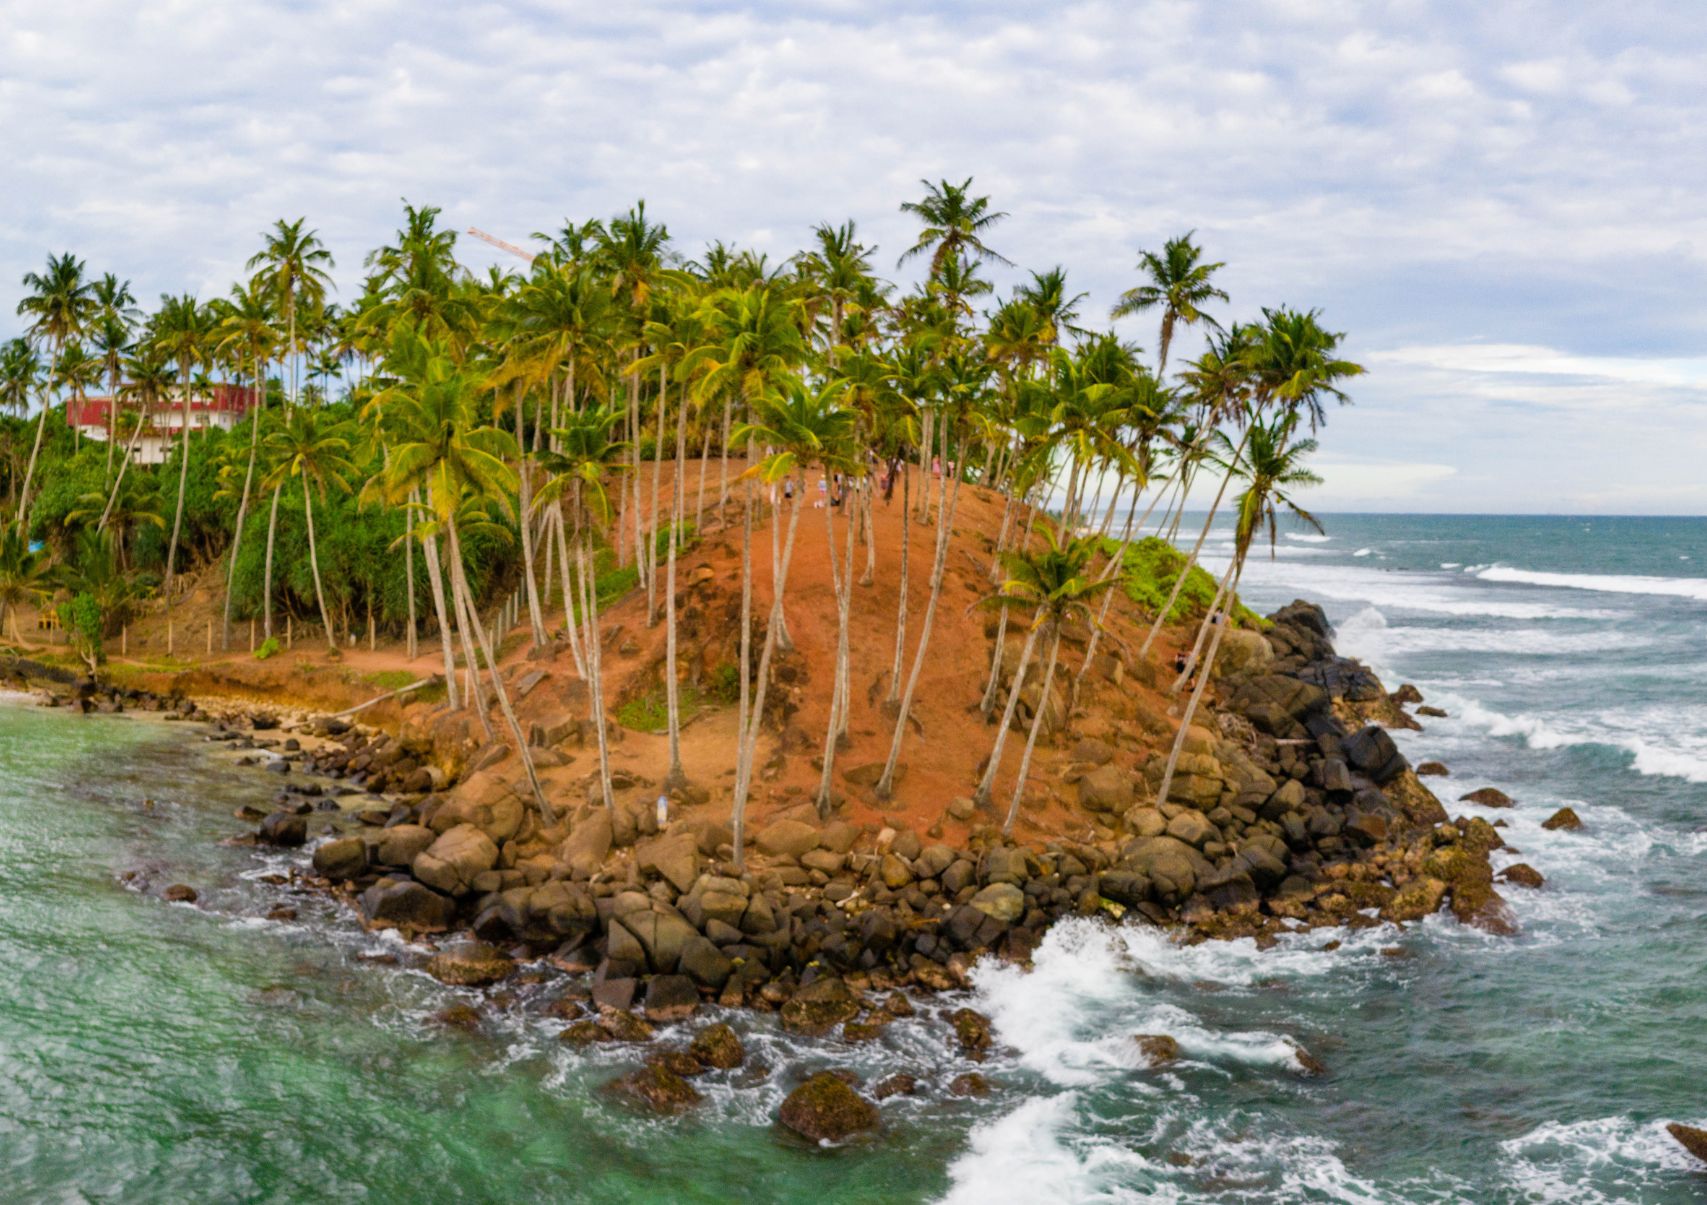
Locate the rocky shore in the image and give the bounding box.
[6,598,1521,1133]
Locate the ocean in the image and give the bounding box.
[2,514,1704,1202]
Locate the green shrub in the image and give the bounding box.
[1115,536,1262,626]
[254,636,281,660]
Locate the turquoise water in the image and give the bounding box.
[3,514,1707,1201]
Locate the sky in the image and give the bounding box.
[4,0,1706,514]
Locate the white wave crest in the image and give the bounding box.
[1500,1115,1707,1203]
[1284,532,1332,543]
[1352,547,1374,558]
[1478,565,1707,602]
[940,1093,1159,1205]
[1443,693,1707,784]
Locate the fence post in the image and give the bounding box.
[206,619,212,654]
[167,619,173,656]
[250,618,255,652]
[121,624,127,657]
[286,615,292,649]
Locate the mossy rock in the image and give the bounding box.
[606,1064,703,1114]
[689,1022,745,1070]
[778,1072,880,1144]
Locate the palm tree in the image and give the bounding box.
[52,343,102,454]
[0,339,40,422]
[99,348,173,533]
[262,408,356,653]
[247,218,335,408]
[213,281,281,646]
[1152,416,1322,808]
[536,403,630,816]
[970,524,1117,831]
[15,252,94,525]
[91,274,138,476]
[1111,232,1228,376]
[898,178,1010,274]
[0,522,51,643]
[150,293,211,603]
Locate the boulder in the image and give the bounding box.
[1216,627,1273,675]
[1121,836,1209,905]
[1342,725,1406,784]
[1134,1034,1180,1067]
[873,1074,918,1100]
[1077,765,1133,814]
[614,909,700,974]
[559,811,613,878]
[780,976,861,1037]
[376,824,436,867]
[948,1072,991,1098]
[969,883,1026,925]
[1165,809,1217,848]
[643,973,701,1022]
[1417,705,1448,718]
[1071,737,1115,766]
[606,1064,702,1114]
[427,790,524,843]
[163,884,198,903]
[778,1073,880,1144]
[689,1023,745,1070]
[413,825,499,896]
[1415,762,1449,778]
[949,1007,994,1061]
[257,812,307,847]
[1541,807,1582,831]
[1382,876,1448,923]
[1498,863,1546,889]
[1666,1122,1707,1166]
[635,831,702,894]
[360,878,456,932]
[426,940,515,987]
[1460,787,1513,808]
[312,836,367,880]
[676,936,734,991]
[756,819,820,859]
[1122,806,1167,838]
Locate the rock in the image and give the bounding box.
[1391,684,1424,706]
[266,905,298,922]
[676,936,734,991]
[1460,787,1513,808]
[1666,1122,1707,1166]
[635,831,702,894]
[413,825,499,896]
[1289,1041,1328,1076]
[1071,737,1115,766]
[1498,863,1545,889]
[1342,725,1406,784]
[873,1073,918,1100]
[311,836,367,880]
[597,1008,657,1043]
[431,1004,483,1031]
[1165,808,1217,848]
[557,1020,608,1047]
[778,1073,880,1144]
[559,811,613,878]
[1123,806,1167,838]
[1417,705,1448,718]
[756,819,821,859]
[1415,761,1449,777]
[648,1049,707,1079]
[427,791,525,843]
[689,1023,745,1070]
[948,1072,991,1098]
[780,976,861,1037]
[1541,807,1582,831]
[1134,1034,1180,1067]
[947,797,977,821]
[360,878,456,932]
[606,1064,703,1114]
[968,883,1025,925]
[426,940,515,987]
[1077,764,1133,813]
[163,884,198,904]
[592,977,638,1012]
[1382,876,1448,923]
[614,909,700,975]
[878,853,914,889]
[643,974,701,1022]
[1120,836,1209,904]
[376,824,436,867]
[949,1008,993,1061]
[257,812,307,847]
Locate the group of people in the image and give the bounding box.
[772,449,957,511]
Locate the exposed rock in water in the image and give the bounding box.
[360,878,456,933]
[1134,1034,1180,1067]
[778,1072,880,1143]
[1667,1122,1707,1165]
[874,1073,918,1100]
[780,976,860,1037]
[431,1004,483,1031]
[425,940,515,987]
[606,1064,703,1114]
[948,1072,991,1097]
[312,836,367,880]
[257,812,307,847]
[1289,1041,1328,1076]
[642,973,700,1022]
[1498,863,1546,889]
[1460,787,1514,808]
[162,884,198,903]
[1416,705,1448,718]
[1415,761,1449,777]
[1542,807,1583,831]
[949,1008,994,1061]
[688,1023,744,1070]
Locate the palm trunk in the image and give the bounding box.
[1002,622,1063,835]
[221,364,265,650]
[551,507,588,680]
[15,337,61,527]
[646,362,667,627]
[404,503,419,659]
[301,479,338,652]
[885,463,911,704]
[444,521,495,741]
[663,369,690,789]
[814,479,857,816]
[974,618,1041,805]
[576,539,616,816]
[419,515,460,710]
[876,459,962,798]
[449,516,550,820]
[262,483,282,639]
[162,368,193,604]
[731,480,756,872]
[1139,426,1250,657]
[516,385,547,648]
[1153,559,1243,810]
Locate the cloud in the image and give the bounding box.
[3,0,1706,511]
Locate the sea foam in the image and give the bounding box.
[1478,565,1707,602]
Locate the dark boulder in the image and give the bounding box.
[780,977,860,1037]
[1460,787,1513,808]
[1667,1122,1707,1166]
[606,1064,702,1114]
[689,1023,745,1070]
[778,1073,880,1144]
[1341,725,1407,784]
[312,836,367,880]
[360,877,456,932]
[426,941,515,987]
[1542,807,1582,831]
[257,812,307,847]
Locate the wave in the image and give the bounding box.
[1284,532,1332,543]
[1334,607,1650,660]
[939,1093,1157,1204]
[1442,693,1707,784]
[1500,1116,1707,1203]
[1352,548,1374,558]
[1478,565,1707,602]
[1235,561,1624,621]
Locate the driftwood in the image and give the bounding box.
[326,675,440,720]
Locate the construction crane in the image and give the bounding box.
[466,226,536,264]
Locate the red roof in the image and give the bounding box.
[67,384,259,428]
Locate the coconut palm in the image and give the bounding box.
[248,218,335,408]
[91,275,138,476]
[1111,233,1228,376]
[0,522,51,643]
[1152,416,1323,809]
[898,178,1010,274]
[15,252,95,524]
[261,408,357,653]
[971,524,1117,830]
[212,281,281,646]
[149,292,211,603]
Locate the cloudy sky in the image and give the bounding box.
[5,1,1705,513]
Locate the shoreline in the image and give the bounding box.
[1,595,1523,1127]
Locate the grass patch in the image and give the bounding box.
[614,670,731,733]
[1113,536,1264,627]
